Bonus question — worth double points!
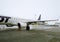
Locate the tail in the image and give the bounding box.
[38,14,41,20]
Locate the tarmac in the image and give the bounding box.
[0,27,60,42]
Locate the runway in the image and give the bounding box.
[0,28,60,42]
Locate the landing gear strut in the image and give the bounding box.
[26,23,30,31]
[17,23,21,31]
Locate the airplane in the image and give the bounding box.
[0,14,58,31]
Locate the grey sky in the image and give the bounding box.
[0,0,60,20]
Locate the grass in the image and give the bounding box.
[0,29,60,42]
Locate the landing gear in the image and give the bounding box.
[17,22,30,31]
[26,23,30,31]
[17,23,21,31]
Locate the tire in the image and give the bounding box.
[26,25,30,31]
[17,23,21,31]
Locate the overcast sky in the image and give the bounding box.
[0,0,60,20]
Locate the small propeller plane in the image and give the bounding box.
[0,14,58,31]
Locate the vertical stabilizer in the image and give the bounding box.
[38,14,41,20]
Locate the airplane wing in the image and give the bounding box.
[24,19,58,23]
[23,14,58,23]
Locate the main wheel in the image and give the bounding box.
[26,25,30,31]
[17,23,21,31]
